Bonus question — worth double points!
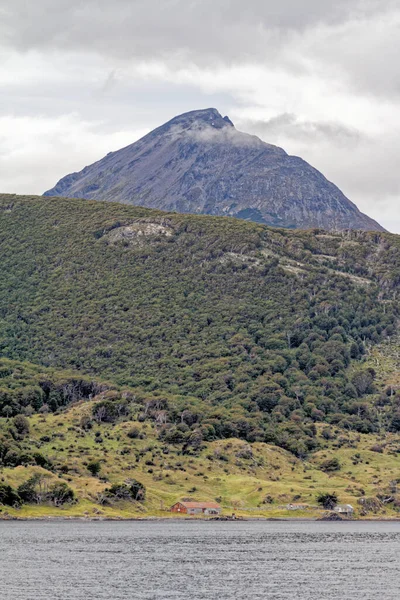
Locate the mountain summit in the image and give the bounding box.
[44,108,384,231]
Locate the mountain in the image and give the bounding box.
[44,108,384,232]
[0,193,399,518]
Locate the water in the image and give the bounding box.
[1,520,399,599]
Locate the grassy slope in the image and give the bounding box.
[2,423,400,520]
[1,343,400,521]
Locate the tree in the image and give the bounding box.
[17,474,74,505]
[351,369,375,397]
[48,482,75,506]
[92,400,129,423]
[0,483,21,507]
[129,479,146,501]
[390,411,400,432]
[18,473,52,504]
[2,405,13,418]
[183,429,204,453]
[317,492,338,510]
[12,415,30,437]
[18,477,40,503]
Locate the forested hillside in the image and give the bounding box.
[0,193,399,462]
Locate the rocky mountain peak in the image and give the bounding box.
[44,108,385,232]
[164,108,234,131]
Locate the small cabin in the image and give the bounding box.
[334,504,354,516]
[170,501,221,515]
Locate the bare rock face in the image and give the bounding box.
[44,108,384,232]
[104,222,173,245]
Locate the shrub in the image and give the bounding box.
[127,427,140,439]
[87,460,101,477]
[263,494,274,504]
[321,427,333,440]
[236,445,253,460]
[370,445,384,453]
[106,479,146,502]
[320,457,341,472]
[80,415,93,430]
[357,497,382,514]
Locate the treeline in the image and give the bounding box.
[0,474,146,509]
[0,358,112,417]
[86,374,400,458]
[0,475,75,508]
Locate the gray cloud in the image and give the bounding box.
[1,0,399,100]
[0,0,392,60]
[242,114,363,146]
[0,0,399,231]
[181,123,264,148]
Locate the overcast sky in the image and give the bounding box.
[0,0,399,231]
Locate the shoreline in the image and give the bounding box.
[2,515,400,523]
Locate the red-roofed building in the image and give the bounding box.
[170,501,221,515]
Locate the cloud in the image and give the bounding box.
[171,122,265,148]
[0,0,399,231]
[0,113,146,194]
[242,113,363,145]
[0,1,396,64]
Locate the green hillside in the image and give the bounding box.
[1,350,400,520]
[0,193,399,518]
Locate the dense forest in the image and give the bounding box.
[0,193,399,458]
